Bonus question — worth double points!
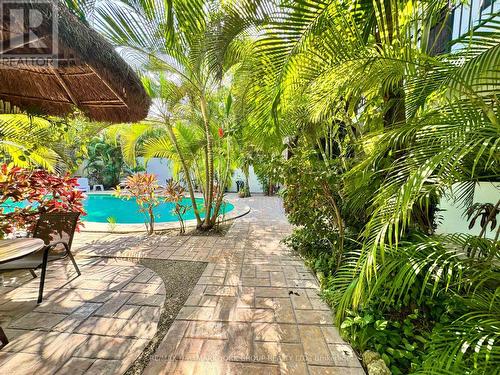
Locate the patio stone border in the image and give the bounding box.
[80,193,250,233]
[0,257,167,374]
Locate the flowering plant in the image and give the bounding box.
[0,163,86,237]
[163,179,189,234]
[114,173,159,234]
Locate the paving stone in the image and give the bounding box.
[241,278,271,287]
[328,343,362,367]
[279,361,309,375]
[127,292,165,306]
[85,359,124,374]
[75,316,128,336]
[309,297,331,311]
[114,304,141,319]
[233,308,274,323]
[255,287,292,298]
[253,342,305,363]
[9,312,67,330]
[0,352,44,373]
[273,298,296,323]
[321,327,344,344]
[205,285,239,296]
[294,309,332,325]
[252,323,300,343]
[74,335,148,359]
[53,303,103,333]
[93,293,133,317]
[55,357,95,374]
[153,320,189,359]
[35,299,82,314]
[176,306,214,321]
[289,293,313,310]
[225,362,281,375]
[298,325,333,365]
[308,365,366,375]
[173,338,204,361]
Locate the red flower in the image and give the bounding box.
[218,127,224,138]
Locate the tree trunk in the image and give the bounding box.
[148,205,154,235]
[244,170,251,197]
[200,95,214,230]
[322,182,344,269]
[165,123,202,227]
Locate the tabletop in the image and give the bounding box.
[0,238,45,264]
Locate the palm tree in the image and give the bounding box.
[111,76,206,227]
[216,1,499,372]
[92,0,238,229]
[0,113,59,170]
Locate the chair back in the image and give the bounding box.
[33,212,80,250]
[76,178,89,187]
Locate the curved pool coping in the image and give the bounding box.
[80,192,250,233]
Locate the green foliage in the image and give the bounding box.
[84,137,124,188]
[66,1,499,372]
[0,110,104,172]
[114,173,160,234]
[340,308,428,374]
[253,153,283,196]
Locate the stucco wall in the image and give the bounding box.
[437,182,500,239]
[137,157,174,185]
[140,158,264,193]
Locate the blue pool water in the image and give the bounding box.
[2,194,234,224]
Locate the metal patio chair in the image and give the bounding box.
[0,212,81,303]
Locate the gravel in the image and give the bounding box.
[125,259,207,374]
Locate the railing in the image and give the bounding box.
[452,0,498,39]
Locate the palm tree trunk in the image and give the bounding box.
[165,123,202,228]
[148,205,155,235]
[200,95,214,229]
[244,170,250,197]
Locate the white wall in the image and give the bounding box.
[437,182,500,239]
[138,158,264,193]
[137,157,174,185]
[451,0,500,51]
[229,166,264,193]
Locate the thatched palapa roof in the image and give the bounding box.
[0,1,150,123]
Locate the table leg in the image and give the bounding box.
[37,247,50,304]
[0,326,8,348]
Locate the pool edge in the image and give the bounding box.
[80,194,250,233]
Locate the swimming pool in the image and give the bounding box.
[2,194,234,224]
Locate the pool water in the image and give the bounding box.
[2,194,234,224]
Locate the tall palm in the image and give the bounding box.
[110,76,206,227]
[93,0,237,229]
[220,1,499,372]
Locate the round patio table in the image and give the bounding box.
[0,238,44,348]
[0,238,45,264]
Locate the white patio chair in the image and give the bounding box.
[76,177,90,192]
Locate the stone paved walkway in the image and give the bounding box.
[0,257,165,374]
[142,196,364,374]
[0,195,364,374]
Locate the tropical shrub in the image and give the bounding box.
[210,0,500,373]
[115,173,159,235]
[66,0,499,372]
[0,163,86,237]
[253,153,284,196]
[163,180,189,234]
[84,136,145,189]
[0,109,105,172]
